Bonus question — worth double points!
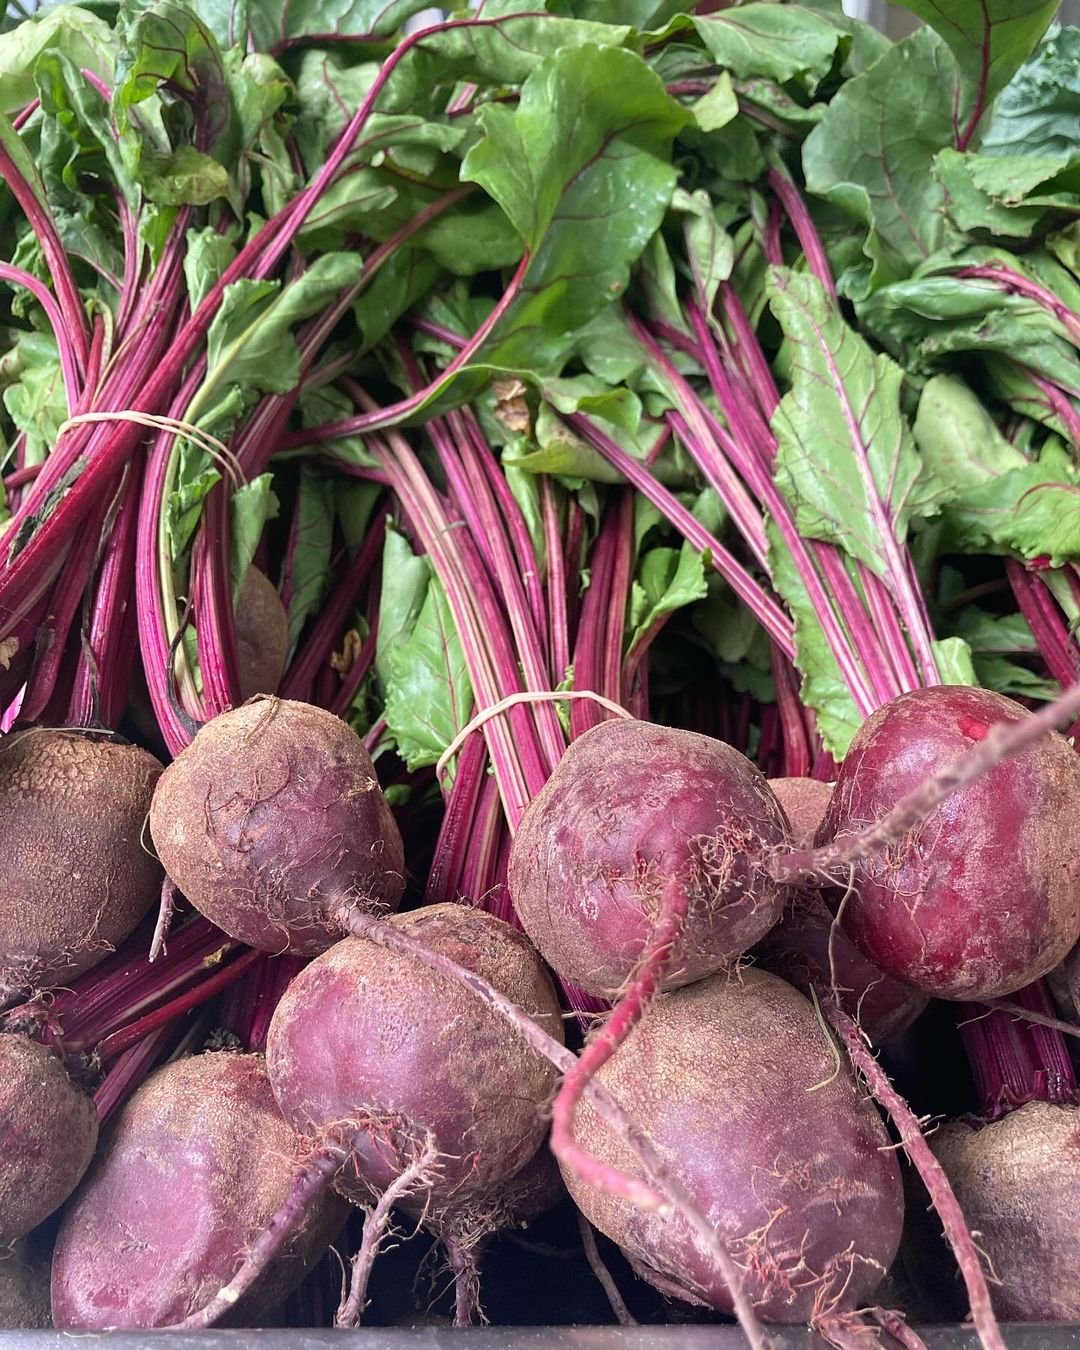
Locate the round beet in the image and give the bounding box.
[931,1101,1080,1320]
[561,967,904,1323]
[236,566,289,700]
[149,699,404,955]
[0,730,163,994]
[508,720,791,998]
[0,1239,51,1329]
[0,1033,98,1244]
[51,1051,347,1328]
[820,686,1080,1001]
[266,904,563,1209]
[768,777,833,848]
[756,890,928,1043]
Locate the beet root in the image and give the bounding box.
[767,777,833,848]
[508,720,791,998]
[819,686,1080,1001]
[0,1239,52,1329]
[0,730,163,994]
[931,1101,1080,1320]
[236,566,289,700]
[266,904,564,1210]
[50,1051,347,1328]
[560,967,904,1323]
[149,699,404,955]
[0,1033,98,1244]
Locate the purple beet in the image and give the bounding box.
[149,699,404,955]
[508,719,791,998]
[51,1051,347,1328]
[819,686,1080,1000]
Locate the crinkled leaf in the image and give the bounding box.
[183,223,238,310]
[803,29,960,290]
[284,470,334,651]
[1,332,66,468]
[673,187,734,317]
[628,541,708,654]
[139,144,230,205]
[768,267,940,581]
[692,6,845,93]
[931,636,977,685]
[691,71,738,132]
[0,5,116,115]
[376,525,431,690]
[166,442,220,559]
[230,474,278,603]
[980,24,1080,157]
[951,605,1038,655]
[891,0,1056,111]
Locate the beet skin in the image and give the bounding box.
[150,699,404,955]
[820,686,1080,1001]
[561,967,904,1323]
[266,904,563,1209]
[509,720,791,998]
[51,1051,347,1328]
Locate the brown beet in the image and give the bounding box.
[0,730,163,994]
[0,1239,52,1328]
[236,567,289,700]
[931,1102,1080,1320]
[561,968,904,1323]
[0,1033,98,1244]
[509,720,791,998]
[266,905,563,1209]
[819,686,1080,1000]
[50,1052,347,1328]
[149,699,404,955]
[767,777,832,847]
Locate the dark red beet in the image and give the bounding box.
[236,566,289,700]
[0,1033,98,1244]
[819,686,1080,1000]
[756,890,928,1043]
[768,777,833,848]
[266,904,563,1209]
[149,699,404,956]
[508,720,791,998]
[50,1051,347,1328]
[561,967,904,1323]
[0,1239,52,1328]
[0,730,163,994]
[931,1102,1080,1320]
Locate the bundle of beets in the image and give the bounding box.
[2,0,1080,1343]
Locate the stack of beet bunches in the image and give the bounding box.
[4,0,1080,1342]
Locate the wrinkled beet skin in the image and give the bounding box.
[819,686,1080,1001]
[932,1102,1080,1320]
[266,905,563,1209]
[150,699,405,956]
[509,720,791,998]
[768,778,833,849]
[756,890,928,1043]
[236,567,289,700]
[561,967,904,1324]
[0,1033,98,1244]
[0,731,163,991]
[51,1051,347,1329]
[0,1239,51,1328]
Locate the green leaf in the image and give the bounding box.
[166,442,220,559]
[628,541,709,654]
[673,187,734,316]
[336,481,382,558]
[0,5,116,115]
[931,636,977,685]
[981,25,1080,158]
[284,470,334,652]
[385,567,474,776]
[139,144,231,206]
[691,71,739,132]
[692,5,845,92]
[803,29,959,289]
[768,267,940,580]
[1,331,66,468]
[951,605,1038,655]
[972,653,1060,700]
[375,524,430,690]
[183,223,238,310]
[462,43,688,372]
[890,0,1056,112]
[230,474,278,604]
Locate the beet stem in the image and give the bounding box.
[823,1002,1005,1350]
[335,1133,441,1329]
[577,1212,638,1328]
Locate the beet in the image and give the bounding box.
[0,1033,98,1244]
[0,730,163,995]
[236,566,289,700]
[149,699,404,955]
[560,967,904,1323]
[768,776,833,848]
[508,720,791,998]
[266,904,563,1209]
[818,686,1080,1001]
[0,1239,52,1329]
[50,1051,347,1328]
[931,1101,1080,1320]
